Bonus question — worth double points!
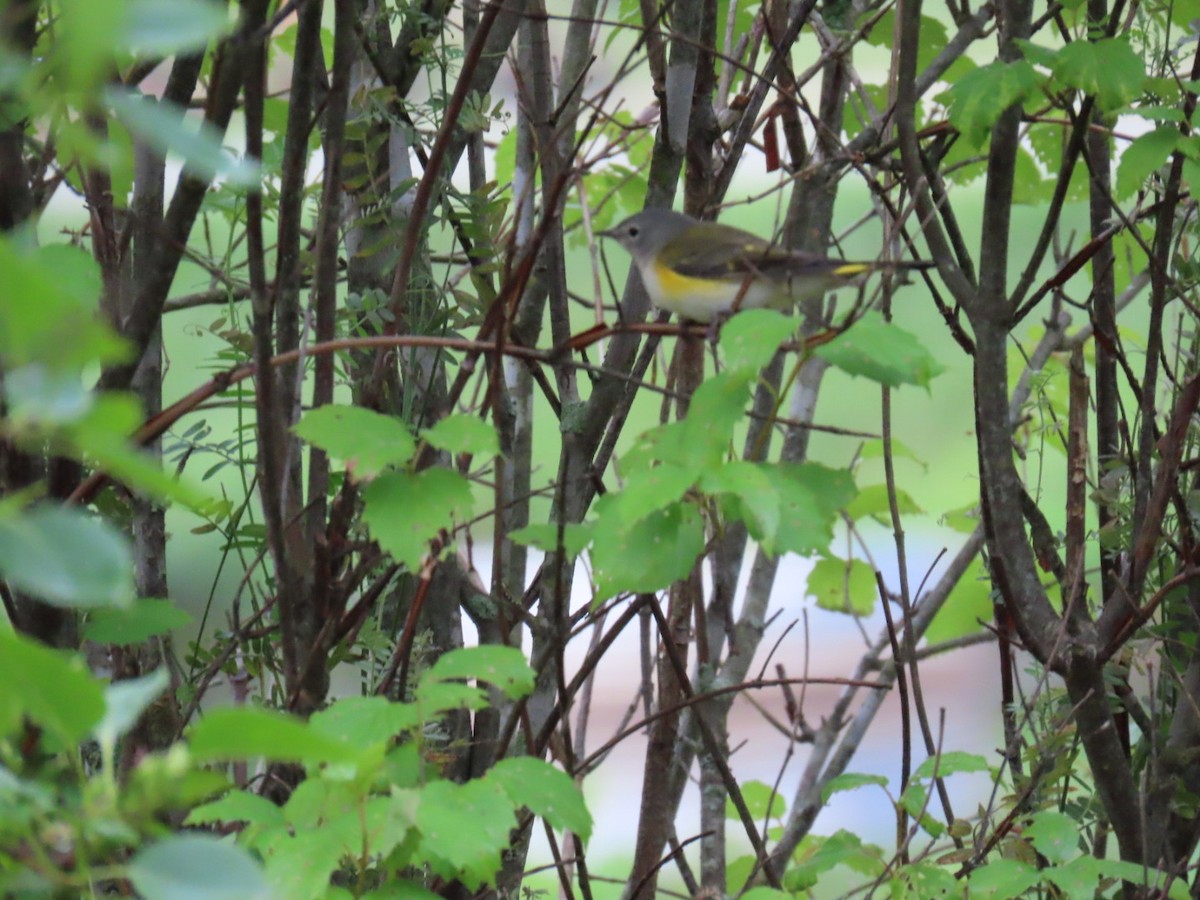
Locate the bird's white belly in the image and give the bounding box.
[637,263,785,322]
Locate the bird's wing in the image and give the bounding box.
[662,223,855,282]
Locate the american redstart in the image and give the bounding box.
[601,208,930,323]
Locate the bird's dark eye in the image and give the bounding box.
[628,226,640,238]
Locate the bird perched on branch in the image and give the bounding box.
[601,208,930,323]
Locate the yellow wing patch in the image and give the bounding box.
[832,263,871,277]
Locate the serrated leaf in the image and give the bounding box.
[362,469,474,570]
[422,414,499,458]
[1013,39,1059,69]
[68,393,212,510]
[701,461,781,551]
[967,858,1041,898]
[84,598,192,644]
[106,88,261,187]
[0,630,105,746]
[845,483,924,522]
[807,556,877,616]
[925,558,992,644]
[728,780,787,820]
[490,757,593,840]
[1023,810,1080,863]
[417,779,514,889]
[119,0,232,55]
[594,464,696,526]
[186,790,286,828]
[423,645,534,700]
[821,772,889,803]
[858,438,927,469]
[940,60,1041,146]
[718,309,795,373]
[1116,126,1181,198]
[189,707,358,767]
[0,243,122,370]
[788,830,885,891]
[309,696,421,748]
[816,313,943,389]
[294,404,416,478]
[764,462,856,556]
[506,522,593,559]
[0,506,133,608]
[592,501,706,601]
[96,669,169,747]
[129,835,270,900]
[679,370,756,467]
[913,751,989,779]
[1051,38,1145,111]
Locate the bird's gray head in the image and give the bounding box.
[600,208,696,265]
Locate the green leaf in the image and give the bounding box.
[309,696,421,748]
[294,404,416,478]
[490,757,593,840]
[1040,861,1096,900]
[807,556,877,616]
[414,680,489,714]
[362,468,474,570]
[596,464,696,528]
[844,483,924,522]
[740,890,791,900]
[863,11,947,74]
[940,60,1041,146]
[1116,126,1181,199]
[128,835,270,900]
[423,646,535,700]
[1051,38,1145,111]
[1056,859,1189,899]
[815,312,944,389]
[68,393,212,510]
[84,598,192,644]
[1012,146,1050,205]
[422,414,500,458]
[821,772,889,804]
[506,522,593,559]
[682,371,756,466]
[119,0,232,55]
[913,751,989,779]
[1024,810,1080,864]
[787,830,885,892]
[106,88,261,188]
[728,780,786,820]
[763,463,856,556]
[718,309,795,373]
[925,559,992,644]
[263,820,351,899]
[189,707,358,767]
[939,500,980,534]
[0,506,133,608]
[186,790,286,828]
[3,364,93,425]
[702,461,782,550]
[0,630,105,745]
[1013,39,1059,69]
[592,501,706,601]
[858,438,926,470]
[361,883,445,900]
[417,779,515,889]
[96,669,169,747]
[967,858,1041,899]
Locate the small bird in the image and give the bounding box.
[601,208,929,323]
